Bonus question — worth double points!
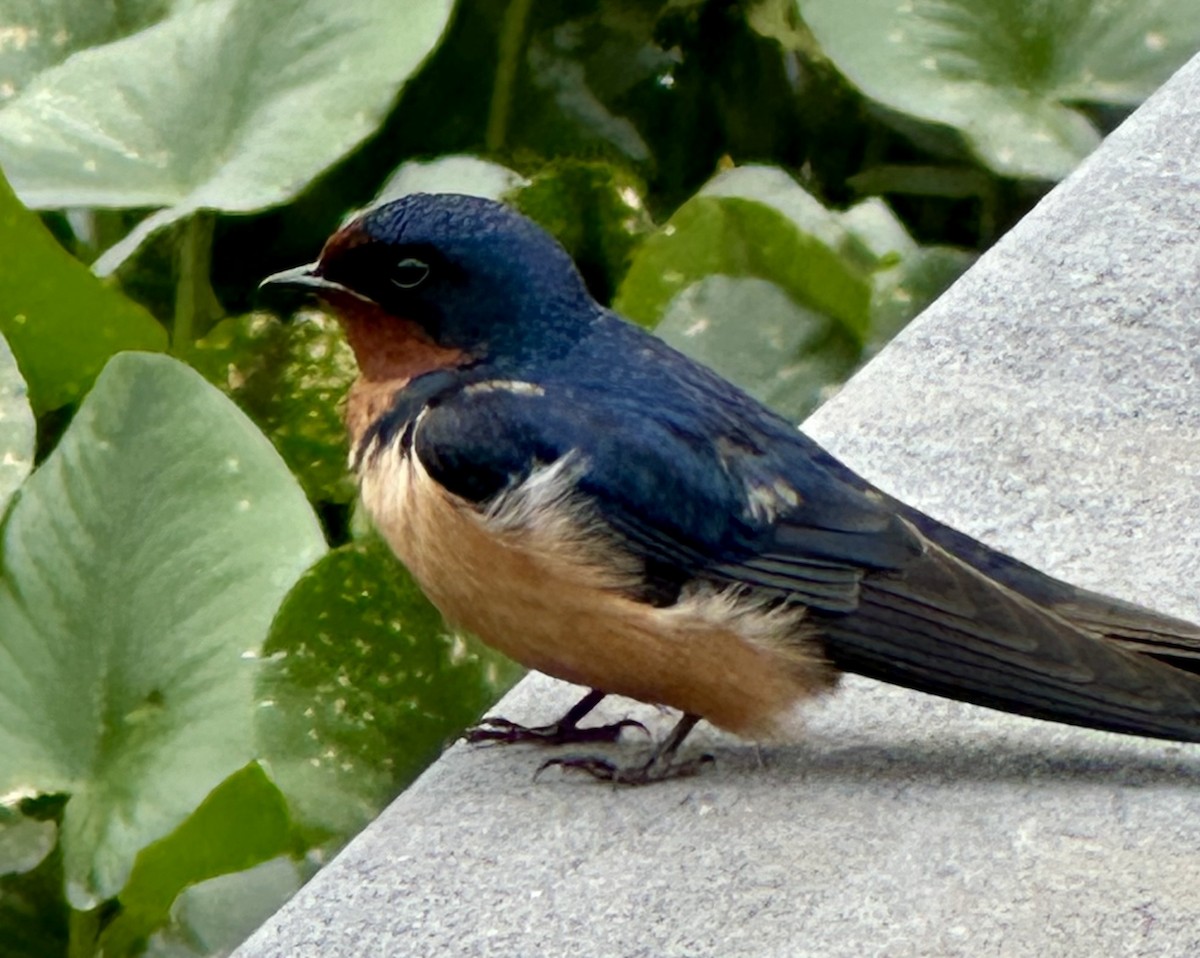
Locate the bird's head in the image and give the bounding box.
[261,193,597,380]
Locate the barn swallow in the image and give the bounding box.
[262,193,1200,784]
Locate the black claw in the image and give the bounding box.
[471,704,709,785]
[534,755,617,782]
[536,751,715,786]
[464,715,648,747]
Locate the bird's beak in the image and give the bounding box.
[259,263,339,295]
[258,263,375,312]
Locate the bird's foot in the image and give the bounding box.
[536,750,715,786]
[464,715,648,747]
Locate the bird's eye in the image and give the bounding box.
[391,257,431,289]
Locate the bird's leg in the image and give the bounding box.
[465,688,647,746]
[537,712,714,785]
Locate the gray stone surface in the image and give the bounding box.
[235,56,1200,958]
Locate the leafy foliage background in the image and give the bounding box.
[0,1,1195,954]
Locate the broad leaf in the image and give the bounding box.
[374,155,529,207]
[702,165,877,266]
[623,166,969,419]
[0,328,32,511]
[0,352,326,906]
[836,197,974,349]
[799,0,1200,179]
[690,166,969,346]
[192,311,358,504]
[0,0,169,97]
[656,275,857,422]
[257,538,523,839]
[615,165,874,337]
[99,763,292,956]
[514,161,654,303]
[0,169,165,412]
[0,807,55,878]
[0,0,454,271]
[142,856,304,958]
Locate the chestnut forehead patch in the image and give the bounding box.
[319,222,373,266]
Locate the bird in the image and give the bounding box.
[261,192,1200,785]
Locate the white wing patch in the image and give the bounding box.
[744,477,800,523]
[714,435,802,524]
[463,379,546,398]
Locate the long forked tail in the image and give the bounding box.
[818,529,1200,743]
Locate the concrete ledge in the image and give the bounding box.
[235,55,1200,958]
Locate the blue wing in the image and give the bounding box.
[405,366,920,610]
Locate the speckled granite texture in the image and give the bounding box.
[234,55,1200,958]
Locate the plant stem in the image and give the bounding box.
[485,0,533,153]
[172,212,216,359]
[67,907,100,958]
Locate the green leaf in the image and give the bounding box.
[143,856,304,958]
[799,0,1200,179]
[869,244,974,351]
[99,763,293,957]
[702,164,874,264]
[0,328,32,512]
[620,166,970,418]
[192,311,358,504]
[0,352,326,907]
[835,196,974,348]
[703,167,971,344]
[0,807,55,878]
[374,155,529,206]
[0,0,454,271]
[615,166,873,338]
[514,160,655,303]
[0,168,165,412]
[256,538,523,839]
[656,275,858,422]
[0,0,170,98]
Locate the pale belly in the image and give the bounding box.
[358,445,837,738]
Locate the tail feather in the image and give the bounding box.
[819,528,1200,743]
[1052,591,1200,672]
